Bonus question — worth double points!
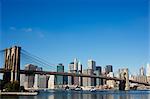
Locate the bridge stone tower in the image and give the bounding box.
[124,68,130,90]
[119,68,130,90]
[3,46,21,83]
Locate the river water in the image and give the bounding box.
[1,90,150,99]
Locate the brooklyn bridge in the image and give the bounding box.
[0,46,150,91]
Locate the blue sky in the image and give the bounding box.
[0,0,149,75]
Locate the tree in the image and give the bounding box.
[0,80,5,90]
[4,81,20,92]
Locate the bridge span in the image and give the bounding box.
[0,68,150,86]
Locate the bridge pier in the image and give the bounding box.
[119,80,125,90]
[119,68,130,90]
[124,68,130,90]
[3,46,21,84]
[3,71,11,83]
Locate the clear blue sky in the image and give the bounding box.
[0,0,149,75]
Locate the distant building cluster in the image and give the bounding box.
[20,60,150,90]
[129,63,150,85]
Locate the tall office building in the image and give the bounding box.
[136,75,147,83]
[34,74,39,89]
[73,59,79,85]
[68,59,80,86]
[34,67,45,89]
[48,75,55,89]
[20,74,25,86]
[56,63,64,85]
[69,62,74,72]
[101,67,107,85]
[146,63,150,76]
[68,62,74,85]
[146,63,150,83]
[24,64,37,88]
[57,63,64,72]
[105,65,113,74]
[82,69,94,86]
[94,66,102,86]
[139,67,145,76]
[35,75,47,88]
[96,66,102,75]
[88,59,96,70]
[78,62,82,73]
[78,62,83,86]
[74,58,78,71]
[82,69,88,87]
[64,75,68,85]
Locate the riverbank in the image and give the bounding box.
[0,92,38,96]
[1,90,150,99]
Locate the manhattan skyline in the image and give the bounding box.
[0,0,149,74]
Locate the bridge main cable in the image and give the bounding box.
[0,49,5,53]
[21,49,57,71]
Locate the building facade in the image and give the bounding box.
[48,75,55,89]
[88,59,96,70]
[105,65,113,74]
[146,63,150,76]
[94,66,102,86]
[33,67,47,89]
[139,67,145,76]
[56,63,64,85]
[78,62,83,86]
[82,69,94,87]
[24,64,37,88]
[68,62,74,85]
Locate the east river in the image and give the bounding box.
[1,90,150,99]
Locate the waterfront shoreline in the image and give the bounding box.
[0,92,38,96]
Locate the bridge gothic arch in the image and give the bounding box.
[119,68,130,90]
[3,46,21,83]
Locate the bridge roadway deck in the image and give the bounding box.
[0,68,150,86]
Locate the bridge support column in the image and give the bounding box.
[119,68,130,90]
[125,68,130,90]
[3,46,21,84]
[119,80,125,90]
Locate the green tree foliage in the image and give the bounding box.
[0,80,5,90]
[4,81,20,92]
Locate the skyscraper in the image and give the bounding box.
[68,59,81,86]
[68,62,74,85]
[20,74,25,87]
[24,64,37,88]
[146,63,150,76]
[82,69,88,87]
[95,66,102,86]
[78,61,82,73]
[139,67,145,76]
[78,62,83,86]
[56,63,64,85]
[96,66,102,75]
[48,75,55,89]
[82,69,94,86]
[64,75,68,85]
[105,65,113,74]
[73,58,79,85]
[69,62,74,72]
[34,75,47,89]
[34,67,45,89]
[88,59,96,70]
[74,58,78,71]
